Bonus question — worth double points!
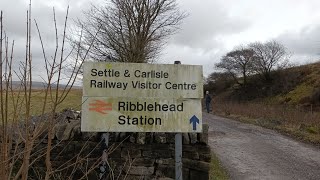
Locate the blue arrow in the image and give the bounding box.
[190,115,200,130]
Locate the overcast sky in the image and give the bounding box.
[1,0,320,81]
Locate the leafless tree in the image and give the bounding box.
[216,47,256,86]
[72,0,186,63]
[205,72,234,94]
[0,3,102,179]
[249,40,290,81]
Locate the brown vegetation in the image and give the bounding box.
[213,100,320,145]
[0,3,102,179]
[208,51,320,144]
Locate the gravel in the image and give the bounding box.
[204,113,320,180]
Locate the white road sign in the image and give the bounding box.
[81,97,202,132]
[81,62,203,132]
[83,62,203,98]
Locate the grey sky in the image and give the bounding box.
[1,0,320,81]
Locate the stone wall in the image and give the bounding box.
[31,109,211,179]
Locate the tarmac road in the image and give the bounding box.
[203,112,320,180]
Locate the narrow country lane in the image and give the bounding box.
[203,113,320,180]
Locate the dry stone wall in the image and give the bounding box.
[31,109,211,179]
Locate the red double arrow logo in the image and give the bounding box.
[89,100,112,115]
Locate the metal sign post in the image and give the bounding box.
[175,133,183,180]
[174,60,183,180]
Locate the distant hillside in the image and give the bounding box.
[206,61,320,108]
[271,62,320,105]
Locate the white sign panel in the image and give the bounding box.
[81,62,203,132]
[83,62,203,98]
[81,97,202,132]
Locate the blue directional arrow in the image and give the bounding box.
[190,115,200,130]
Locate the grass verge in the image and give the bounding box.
[210,152,229,180]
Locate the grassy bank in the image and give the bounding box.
[210,152,229,180]
[5,89,82,116]
[213,101,320,145]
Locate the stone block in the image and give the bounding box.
[109,132,119,142]
[108,148,122,158]
[119,132,127,141]
[199,153,211,162]
[190,170,209,180]
[154,132,167,143]
[118,175,154,180]
[149,143,174,150]
[183,144,211,154]
[182,158,210,172]
[182,133,190,144]
[183,168,190,180]
[156,164,175,178]
[62,108,77,120]
[137,132,146,144]
[132,158,155,166]
[106,164,125,179]
[198,145,211,154]
[121,148,141,158]
[129,133,136,143]
[182,145,197,152]
[202,124,209,134]
[70,123,81,140]
[108,157,126,164]
[145,132,154,144]
[54,123,67,140]
[126,166,154,175]
[199,124,209,144]
[82,141,98,150]
[189,133,198,144]
[155,158,175,165]
[166,133,175,143]
[155,178,174,180]
[142,149,173,158]
[81,132,99,141]
[183,151,199,160]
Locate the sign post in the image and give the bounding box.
[81,62,203,133]
[174,60,183,180]
[81,62,203,179]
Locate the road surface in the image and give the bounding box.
[203,113,320,180]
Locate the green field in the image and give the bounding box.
[2,89,83,116]
[30,89,83,115]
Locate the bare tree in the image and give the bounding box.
[73,0,186,63]
[205,72,234,94]
[216,47,255,86]
[0,3,102,179]
[249,40,290,81]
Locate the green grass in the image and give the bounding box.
[210,152,229,180]
[29,89,83,115]
[278,83,313,104]
[5,89,83,116]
